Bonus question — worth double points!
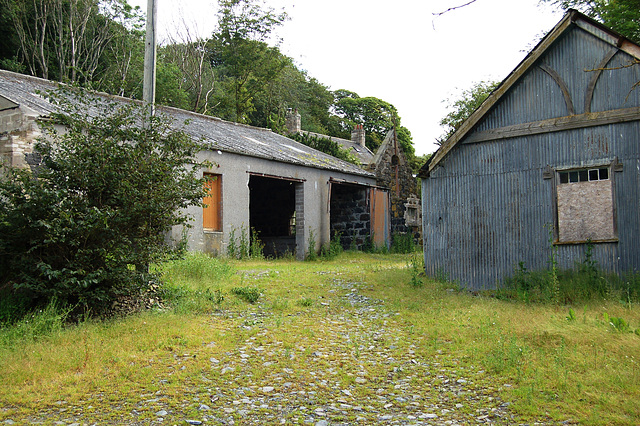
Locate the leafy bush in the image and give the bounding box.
[0,87,207,317]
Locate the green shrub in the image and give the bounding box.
[0,87,206,316]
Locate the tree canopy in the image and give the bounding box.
[0,0,416,162]
[541,0,640,43]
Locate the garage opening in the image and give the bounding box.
[249,174,304,258]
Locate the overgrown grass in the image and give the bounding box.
[498,260,640,305]
[0,252,638,425]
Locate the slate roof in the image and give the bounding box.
[418,9,640,178]
[303,131,375,165]
[0,70,374,178]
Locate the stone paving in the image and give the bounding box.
[10,273,565,426]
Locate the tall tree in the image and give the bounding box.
[162,20,216,115]
[207,0,288,123]
[0,0,142,84]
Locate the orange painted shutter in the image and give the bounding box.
[203,174,222,231]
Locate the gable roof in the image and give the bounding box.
[419,9,640,178]
[0,70,373,178]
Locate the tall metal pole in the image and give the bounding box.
[143,0,157,119]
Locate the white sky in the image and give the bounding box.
[131,0,564,155]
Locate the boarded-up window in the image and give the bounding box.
[556,167,615,243]
[203,173,222,231]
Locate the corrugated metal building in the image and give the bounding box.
[419,10,640,290]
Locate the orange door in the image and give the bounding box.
[371,188,389,249]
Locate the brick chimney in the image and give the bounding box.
[351,124,365,147]
[285,108,301,134]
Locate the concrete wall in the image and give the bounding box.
[171,149,377,259]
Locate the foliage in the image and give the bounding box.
[542,0,640,43]
[407,252,424,287]
[0,87,207,316]
[319,232,344,260]
[289,132,359,164]
[0,300,71,348]
[0,0,144,84]
[332,90,415,159]
[391,232,418,254]
[208,0,288,123]
[498,254,640,305]
[231,286,261,304]
[438,80,500,144]
[306,228,318,261]
[226,225,264,259]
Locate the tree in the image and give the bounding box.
[332,90,415,159]
[541,0,640,43]
[0,0,143,84]
[438,80,499,144]
[207,0,288,123]
[162,19,216,115]
[0,87,207,316]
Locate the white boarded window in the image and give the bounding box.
[556,167,615,243]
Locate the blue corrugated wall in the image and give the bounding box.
[422,24,640,290]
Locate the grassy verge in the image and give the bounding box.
[0,252,638,425]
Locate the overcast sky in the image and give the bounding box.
[131,0,564,155]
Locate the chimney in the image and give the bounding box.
[351,124,365,147]
[285,108,301,134]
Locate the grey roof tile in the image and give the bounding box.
[0,70,373,178]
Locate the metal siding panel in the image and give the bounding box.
[423,120,640,289]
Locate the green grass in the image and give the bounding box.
[0,252,639,425]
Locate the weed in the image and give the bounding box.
[603,313,631,333]
[231,286,261,304]
[297,298,314,307]
[0,300,71,347]
[306,228,318,261]
[391,232,417,254]
[319,232,343,260]
[567,308,577,322]
[250,228,265,259]
[408,252,424,288]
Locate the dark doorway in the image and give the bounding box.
[249,175,298,258]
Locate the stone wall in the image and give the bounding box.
[330,184,371,250]
[0,107,40,171]
[372,131,419,237]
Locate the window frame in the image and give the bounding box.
[551,160,618,245]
